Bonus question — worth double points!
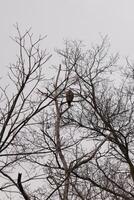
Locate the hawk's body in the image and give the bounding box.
[66,90,74,107]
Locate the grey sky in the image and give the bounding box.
[0,1,133,198]
[1,0,134,71]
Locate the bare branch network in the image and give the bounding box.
[0,25,134,200]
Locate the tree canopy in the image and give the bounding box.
[0,25,134,200]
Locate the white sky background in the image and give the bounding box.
[0,1,134,198]
[1,0,134,76]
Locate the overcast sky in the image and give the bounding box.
[1,0,134,73]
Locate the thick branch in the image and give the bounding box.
[17,173,30,200]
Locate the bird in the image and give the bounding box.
[66,89,74,107]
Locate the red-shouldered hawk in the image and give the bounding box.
[66,89,74,107]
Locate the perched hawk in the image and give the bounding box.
[66,89,74,107]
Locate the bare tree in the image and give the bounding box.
[1,27,134,200]
[0,25,55,199]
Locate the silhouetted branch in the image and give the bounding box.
[17,173,30,200]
